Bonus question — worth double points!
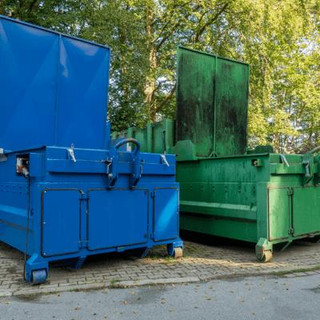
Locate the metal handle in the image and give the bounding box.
[114,138,140,155]
[107,138,142,189]
[302,146,320,185]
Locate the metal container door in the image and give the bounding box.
[153,188,179,241]
[42,190,81,257]
[88,189,148,250]
[292,187,320,236]
[268,188,291,241]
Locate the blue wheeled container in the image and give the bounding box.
[0,15,183,284]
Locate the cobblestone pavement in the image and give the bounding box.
[1,239,320,297]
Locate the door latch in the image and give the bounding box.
[67,144,76,163]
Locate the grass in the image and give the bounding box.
[271,265,320,277]
[109,279,121,288]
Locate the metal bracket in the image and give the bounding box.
[106,138,142,189]
[130,161,143,189]
[105,156,118,189]
[160,154,169,167]
[287,187,294,196]
[302,154,313,185]
[79,193,88,201]
[280,154,290,167]
[251,159,263,167]
[281,240,292,251]
[0,148,7,162]
[67,144,76,163]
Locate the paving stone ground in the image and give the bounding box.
[1,238,320,297]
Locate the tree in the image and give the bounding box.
[1,0,319,151]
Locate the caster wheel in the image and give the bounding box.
[31,269,47,284]
[257,250,273,263]
[172,247,183,259]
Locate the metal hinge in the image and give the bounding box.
[0,148,7,162]
[80,193,89,201]
[288,227,294,235]
[151,191,156,198]
[287,188,294,196]
[78,240,88,248]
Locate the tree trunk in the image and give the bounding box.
[144,4,157,121]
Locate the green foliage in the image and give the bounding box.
[0,0,319,151]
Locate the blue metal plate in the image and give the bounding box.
[42,190,81,256]
[0,15,110,151]
[153,188,179,241]
[88,189,148,250]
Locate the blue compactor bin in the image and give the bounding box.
[0,15,183,284]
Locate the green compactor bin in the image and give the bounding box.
[117,47,320,262]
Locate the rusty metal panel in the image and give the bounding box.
[176,47,249,157]
[176,47,216,157]
[215,59,249,155]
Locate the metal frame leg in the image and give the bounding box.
[256,238,273,262]
[25,254,49,284]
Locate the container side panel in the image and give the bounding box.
[88,190,148,250]
[0,18,57,150]
[133,129,148,152]
[176,48,216,157]
[177,156,260,243]
[56,37,110,149]
[180,213,257,243]
[0,181,28,252]
[215,59,249,155]
[42,190,80,256]
[153,122,166,153]
[153,188,179,241]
